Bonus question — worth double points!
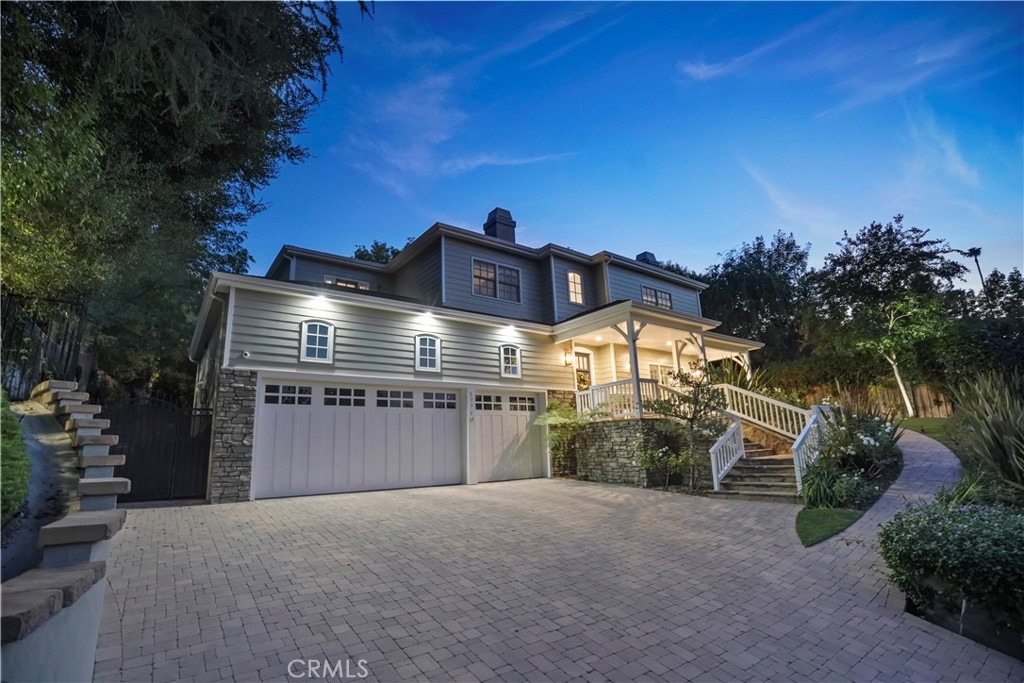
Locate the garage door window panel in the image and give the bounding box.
[377,390,414,408]
[324,387,366,407]
[423,392,457,409]
[265,384,312,405]
[508,396,536,412]
[475,395,503,410]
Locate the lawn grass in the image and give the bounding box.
[1,392,30,524]
[796,507,863,547]
[902,417,956,450]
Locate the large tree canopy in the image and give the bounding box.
[2,1,368,395]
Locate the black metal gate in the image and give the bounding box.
[106,397,212,501]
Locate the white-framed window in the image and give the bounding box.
[567,271,584,305]
[500,345,521,378]
[324,275,369,291]
[508,396,536,412]
[641,285,672,309]
[415,334,441,372]
[300,320,334,363]
[475,394,503,410]
[473,259,521,303]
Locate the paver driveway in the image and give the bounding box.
[95,432,1023,682]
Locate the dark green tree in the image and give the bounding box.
[699,232,810,364]
[354,240,404,264]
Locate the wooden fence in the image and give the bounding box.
[805,383,953,418]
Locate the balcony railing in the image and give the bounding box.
[575,379,673,418]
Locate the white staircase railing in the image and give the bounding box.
[708,412,744,491]
[713,384,811,440]
[792,405,832,493]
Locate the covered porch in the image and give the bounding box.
[552,300,764,418]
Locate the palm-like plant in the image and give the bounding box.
[950,371,1024,491]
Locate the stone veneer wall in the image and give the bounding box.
[546,389,579,477]
[741,423,793,454]
[208,368,257,504]
[578,420,648,487]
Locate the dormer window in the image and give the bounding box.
[642,285,672,309]
[500,345,521,378]
[324,275,369,291]
[300,320,334,363]
[473,259,521,303]
[567,272,584,305]
[415,334,441,372]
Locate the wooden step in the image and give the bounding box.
[37,510,127,547]
[77,478,131,497]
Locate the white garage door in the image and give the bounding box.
[474,392,545,483]
[254,381,462,499]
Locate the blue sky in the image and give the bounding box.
[244,1,1023,285]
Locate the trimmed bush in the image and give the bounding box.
[1,392,31,524]
[801,456,868,509]
[878,502,1024,629]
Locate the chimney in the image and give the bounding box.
[636,251,659,266]
[483,207,517,243]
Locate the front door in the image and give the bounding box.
[575,352,592,391]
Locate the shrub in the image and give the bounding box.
[535,401,591,475]
[878,502,1024,629]
[936,468,1024,507]
[949,371,1024,493]
[1,391,31,524]
[631,421,710,492]
[817,398,902,477]
[801,456,868,508]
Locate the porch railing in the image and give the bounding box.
[713,384,811,440]
[708,412,745,491]
[792,405,832,493]
[575,379,667,418]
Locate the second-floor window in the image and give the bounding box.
[300,320,334,363]
[500,345,521,378]
[473,259,521,303]
[415,334,440,372]
[567,272,584,305]
[642,285,672,309]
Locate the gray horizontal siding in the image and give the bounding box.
[443,240,548,322]
[394,241,442,306]
[607,264,701,316]
[228,289,574,391]
[552,257,597,323]
[292,257,391,293]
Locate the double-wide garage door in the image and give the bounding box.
[253,380,543,499]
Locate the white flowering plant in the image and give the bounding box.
[819,400,903,477]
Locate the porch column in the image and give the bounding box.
[740,352,752,381]
[672,339,683,375]
[628,318,643,418]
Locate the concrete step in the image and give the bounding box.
[38,510,127,547]
[66,418,110,432]
[706,490,802,504]
[78,454,126,469]
[30,380,78,399]
[77,478,131,497]
[721,480,797,493]
[41,391,90,408]
[743,447,777,457]
[72,434,118,448]
[742,455,794,465]
[54,404,102,417]
[731,462,795,472]
[724,472,797,484]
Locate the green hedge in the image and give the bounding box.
[878,502,1024,629]
[1,392,30,524]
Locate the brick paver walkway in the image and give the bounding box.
[95,431,1023,682]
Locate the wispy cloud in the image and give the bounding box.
[678,9,845,81]
[345,9,590,194]
[529,17,624,68]
[906,107,980,188]
[741,159,839,235]
[439,152,577,176]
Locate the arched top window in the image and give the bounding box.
[499,345,521,378]
[415,334,441,372]
[567,271,584,305]
[300,320,334,363]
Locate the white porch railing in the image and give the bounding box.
[714,384,811,440]
[708,412,744,491]
[792,405,832,493]
[575,379,670,418]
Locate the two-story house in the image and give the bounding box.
[190,208,762,503]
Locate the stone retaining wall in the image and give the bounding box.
[578,420,647,487]
[208,369,257,504]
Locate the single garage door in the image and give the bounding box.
[474,392,545,482]
[254,381,462,498]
